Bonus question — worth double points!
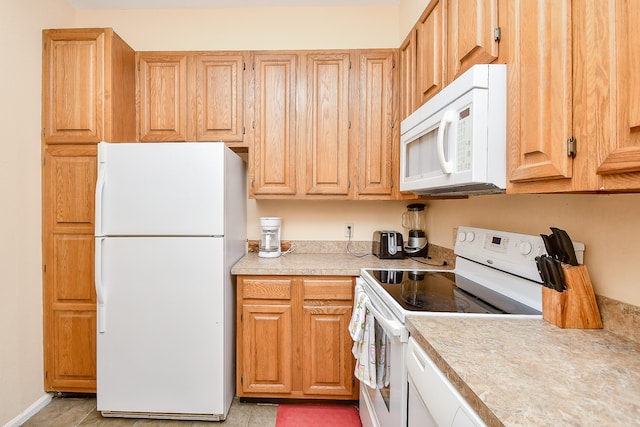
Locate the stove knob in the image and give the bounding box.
[519,241,533,255]
[457,231,467,242]
[466,231,475,242]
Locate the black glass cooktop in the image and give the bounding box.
[367,269,540,315]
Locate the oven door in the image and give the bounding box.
[357,278,409,427]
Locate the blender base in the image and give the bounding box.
[404,244,429,258]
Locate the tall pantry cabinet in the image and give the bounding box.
[41,28,136,392]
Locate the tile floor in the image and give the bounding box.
[21,397,277,427]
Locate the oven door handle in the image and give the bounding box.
[366,299,409,343]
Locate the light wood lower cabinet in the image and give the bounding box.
[42,144,98,392]
[237,275,357,400]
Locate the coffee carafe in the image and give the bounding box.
[402,203,428,257]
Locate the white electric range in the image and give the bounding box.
[356,226,583,427]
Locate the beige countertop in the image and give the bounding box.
[231,251,453,276]
[406,316,640,427]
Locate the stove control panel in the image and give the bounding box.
[456,226,551,282]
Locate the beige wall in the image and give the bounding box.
[75,5,400,50]
[0,0,75,424]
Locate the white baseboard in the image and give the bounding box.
[4,393,52,427]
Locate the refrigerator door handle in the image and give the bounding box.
[95,237,106,333]
[95,165,106,236]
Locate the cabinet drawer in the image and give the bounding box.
[242,278,292,300]
[303,278,353,301]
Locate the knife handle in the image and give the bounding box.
[535,256,552,288]
[544,257,566,292]
[550,227,579,266]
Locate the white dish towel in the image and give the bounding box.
[349,282,390,389]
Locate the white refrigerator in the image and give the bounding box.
[94,142,246,421]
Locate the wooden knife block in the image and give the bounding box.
[542,264,602,329]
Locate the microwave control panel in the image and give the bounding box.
[456,105,473,172]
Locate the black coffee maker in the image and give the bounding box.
[402,203,428,257]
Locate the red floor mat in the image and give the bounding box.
[275,404,362,427]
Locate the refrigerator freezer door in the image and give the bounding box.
[96,236,228,418]
[96,142,226,237]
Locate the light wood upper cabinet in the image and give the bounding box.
[249,49,403,200]
[191,53,245,142]
[416,0,446,106]
[249,53,298,197]
[237,275,357,400]
[355,50,397,199]
[507,0,640,192]
[447,0,500,80]
[591,0,640,190]
[42,28,136,143]
[137,53,188,142]
[506,0,573,189]
[399,30,417,120]
[137,51,248,146]
[301,52,352,197]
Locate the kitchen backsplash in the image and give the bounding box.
[597,296,640,345]
[247,240,455,265]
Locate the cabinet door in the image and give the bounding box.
[595,0,640,189]
[138,53,188,142]
[400,30,417,119]
[507,0,574,190]
[302,52,352,197]
[302,278,355,398]
[249,53,298,197]
[447,0,500,80]
[241,304,293,394]
[416,0,446,105]
[43,30,104,143]
[356,50,397,198]
[43,145,97,392]
[192,53,246,142]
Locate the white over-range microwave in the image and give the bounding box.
[400,64,506,195]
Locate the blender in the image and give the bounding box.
[402,203,428,257]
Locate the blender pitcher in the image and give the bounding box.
[402,203,428,257]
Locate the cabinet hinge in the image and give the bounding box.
[567,137,577,158]
[494,27,502,42]
[348,121,352,129]
[252,63,255,71]
[392,58,396,69]
[349,61,352,70]
[243,126,246,135]
[43,264,47,273]
[243,62,246,71]
[137,62,140,72]
[391,120,395,129]
[42,127,46,136]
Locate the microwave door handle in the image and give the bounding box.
[436,110,456,174]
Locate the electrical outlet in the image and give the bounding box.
[344,223,354,238]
